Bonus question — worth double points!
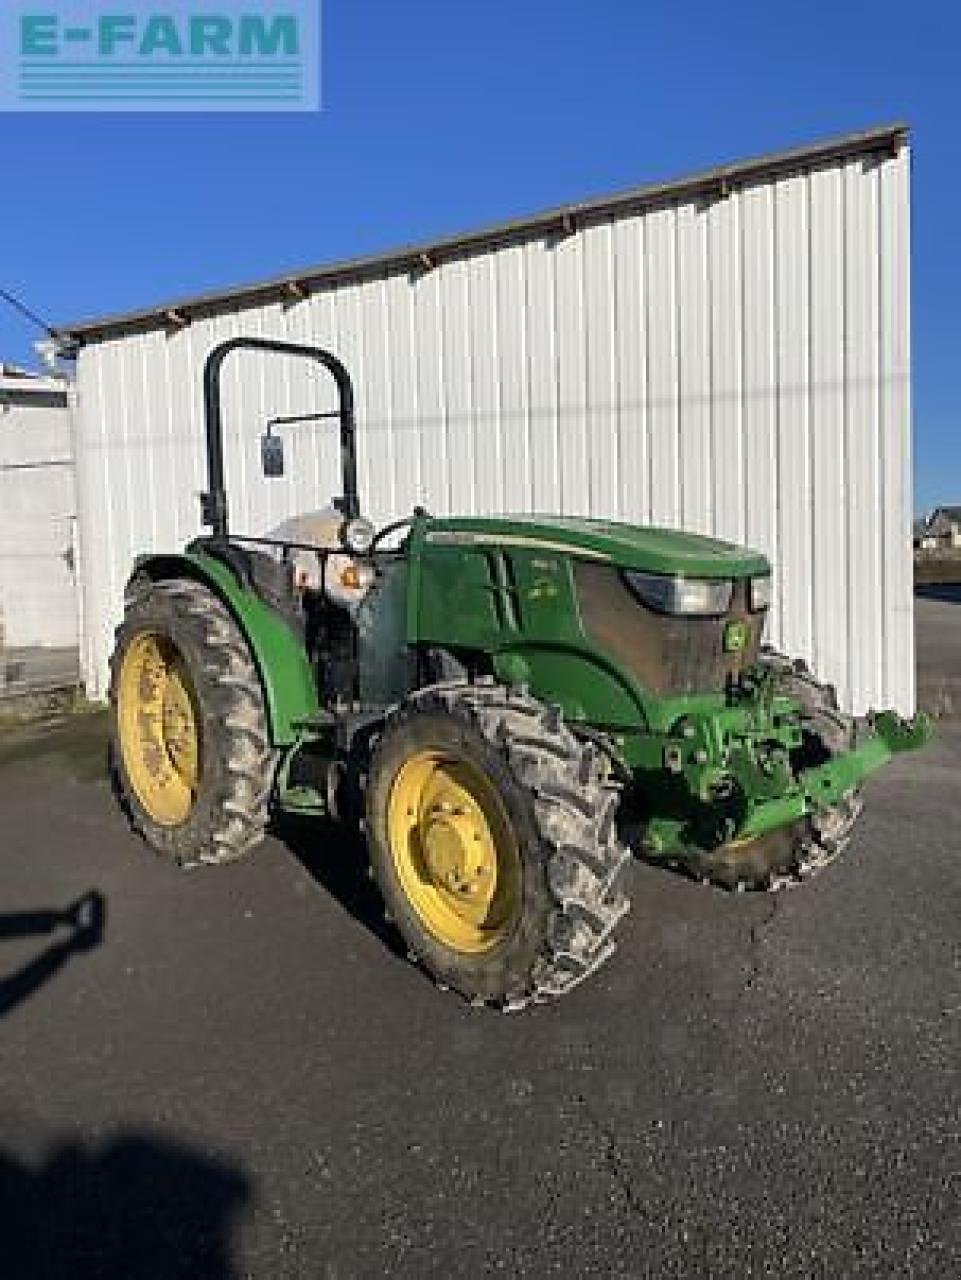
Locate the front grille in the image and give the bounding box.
[575,563,763,696]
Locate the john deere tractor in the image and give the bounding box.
[109,337,930,1007]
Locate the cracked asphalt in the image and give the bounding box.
[0,601,958,1278]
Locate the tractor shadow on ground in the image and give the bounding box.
[0,1130,250,1279]
[274,815,407,959]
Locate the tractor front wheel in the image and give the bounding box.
[681,653,865,890]
[365,682,630,1008]
[109,576,278,867]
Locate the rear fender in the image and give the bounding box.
[130,551,318,746]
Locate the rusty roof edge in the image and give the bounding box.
[56,123,909,348]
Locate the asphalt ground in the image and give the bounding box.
[916,584,961,717]
[0,605,957,1278]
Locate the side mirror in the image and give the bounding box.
[261,431,285,477]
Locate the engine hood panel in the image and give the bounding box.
[422,515,769,578]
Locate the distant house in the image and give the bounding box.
[913,517,936,550]
[926,506,961,549]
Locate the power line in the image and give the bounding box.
[0,287,55,338]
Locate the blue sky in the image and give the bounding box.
[1,0,957,510]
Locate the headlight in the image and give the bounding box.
[623,571,733,617]
[749,574,772,612]
[341,516,376,556]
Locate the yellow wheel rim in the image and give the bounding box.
[386,750,522,954]
[117,631,201,826]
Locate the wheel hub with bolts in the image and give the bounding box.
[420,801,493,897]
[387,750,520,954]
[161,671,198,775]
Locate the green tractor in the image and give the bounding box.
[109,337,930,1008]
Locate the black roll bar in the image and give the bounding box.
[200,336,360,538]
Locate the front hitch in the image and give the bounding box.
[735,709,933,842]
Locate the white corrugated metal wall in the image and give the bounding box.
[73,141,913,715]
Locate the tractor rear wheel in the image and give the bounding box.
[109,576,278,867]
[365,681,630,1008]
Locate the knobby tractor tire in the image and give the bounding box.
[686,651,865,891]
[109,576,279,868]
[763,649,865,882]
[365,680,631,1008]
[761,647,856,760]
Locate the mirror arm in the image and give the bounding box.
[267,409,343,430]
[261,410,347,480]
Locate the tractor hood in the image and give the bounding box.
[421,515,769,578]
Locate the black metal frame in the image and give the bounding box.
[200,336,360,539]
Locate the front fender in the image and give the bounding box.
[492,644,646,730]
[131,550,318,746]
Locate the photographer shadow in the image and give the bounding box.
[0,1131,250,1279]
[0,891,106,1018]
[1,891,252,1276]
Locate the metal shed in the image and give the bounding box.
[60,124,914,716]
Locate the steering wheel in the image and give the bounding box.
[370,507,431,552]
